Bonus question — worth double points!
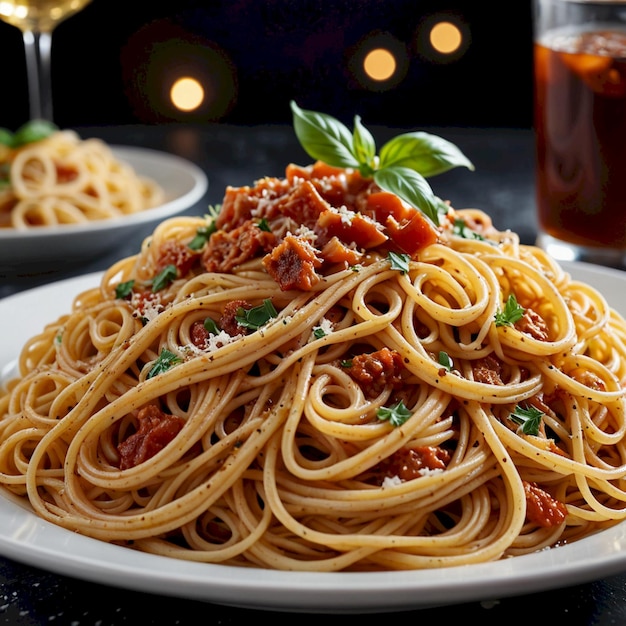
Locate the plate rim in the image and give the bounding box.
[1,261,626,613]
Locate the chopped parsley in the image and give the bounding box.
[115,280,135,299]
[438,351,453,371]
[188,206,221,250]
[203,317,221,334]
[313,327,327,339]
[257,217,271,232]
[388,251,410,274]
[147,348,182,379]
[509,404,544,436]
[151,264,177,292]
[377,400,412,427]
[494,294,525,327]
[452,218,485,240]
[188,223,216,250]
[235,299,278,330]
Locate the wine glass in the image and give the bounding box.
[0,0,93,122]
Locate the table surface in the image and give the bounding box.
[1,123,625,626]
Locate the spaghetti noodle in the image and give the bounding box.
[0,159,625,572]
[0,129,164,229]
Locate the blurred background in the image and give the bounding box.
[0,0,533,130]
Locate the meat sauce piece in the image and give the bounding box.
[523,480,568,527]
[202,220,276,274]
[472,354,504,385]
[373,446,451,484]
[203,161,439,292]
[262,234,322,291]
[155,240,199,276]
[346,347,406,398]
[515,307,550,341]
[117,404,185,470]
[220,299,253,336]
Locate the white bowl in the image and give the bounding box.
[0,145,208,276]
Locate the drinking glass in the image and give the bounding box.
[533,0,626,268]
[0,0,93,122]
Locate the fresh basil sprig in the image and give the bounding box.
[0,119,58,149]
[290,101,474,226]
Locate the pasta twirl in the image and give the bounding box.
[0,129,164,229]
[1,160,625,572]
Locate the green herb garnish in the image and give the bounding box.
[438,351,453,371]
[510,404,544,436]
[452,218,485,241]
[203,317,221,334]
[188,207,220,250]
[188,223,216,250]
[151,264,177,292]
[0,119,58,148]
[377,400,412,427]
[290,101,474,226]
[257,217,271,232]
[115,280,135,299]
[494,294,525,327]
[235,299,278,330]
[388,250,410,274]
[147,348,182,379]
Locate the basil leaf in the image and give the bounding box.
[290,101,359,168]
[373,166,441,225]
[352,115,377,176]
[12,119,58,147]
[0,128,13,147]
[379,131,474,178]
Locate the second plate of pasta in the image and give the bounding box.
[0,145,208,275]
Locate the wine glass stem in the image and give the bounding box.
[22,30,53,121]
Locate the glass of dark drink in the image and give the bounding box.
[533,0,626,269]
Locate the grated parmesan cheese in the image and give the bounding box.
[381,475,403,488]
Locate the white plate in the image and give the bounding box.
[0,146,208,275]
[1,261,626,614]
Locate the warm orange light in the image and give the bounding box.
[429,21,462,55]
[170,77,204,112]
[363,47,397,81]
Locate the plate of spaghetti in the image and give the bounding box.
[0,104,626,612]
[0,122,208,274]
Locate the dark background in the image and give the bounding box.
[0,0,534,131]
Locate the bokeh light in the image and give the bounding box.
[121,19,237,123]
[170,77,205,112]
[363,48,397,81]
[415,14,470,64]
[349,32,408,91]
[429,21,462,55]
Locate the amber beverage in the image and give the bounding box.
[534,29,626,261]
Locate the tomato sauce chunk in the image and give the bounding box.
[262,234,322,291]
[118,405,185,470]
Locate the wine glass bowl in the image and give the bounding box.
[0,0,92,122]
